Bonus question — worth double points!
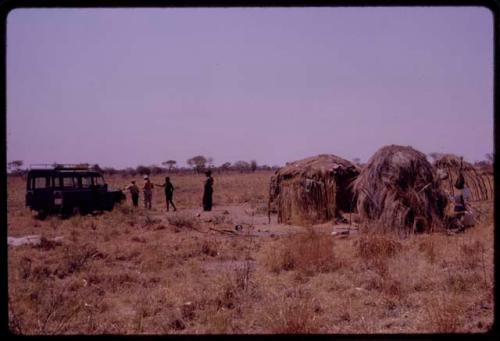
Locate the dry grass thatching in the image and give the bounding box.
[268,154,360,226]
[352,145,448,233]
[433,154,492,201]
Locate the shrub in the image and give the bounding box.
[264,229,339,275]
[460,240,484,270]
[167,212,199,229]
[423,295,465,333]
[262,289,321,333]
[201,240,219,257]
[356,233,402,260]
[418,237,437,264]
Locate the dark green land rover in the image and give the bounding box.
[25,164,125,218]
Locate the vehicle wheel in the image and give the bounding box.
[78,205,89,216]
[36,210,47,220]
[60,206,73,219]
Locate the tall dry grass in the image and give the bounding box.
[7,172,494,334]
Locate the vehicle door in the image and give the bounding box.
[91,175,108,209]
[27,175,51,210]
[60,175,81,210]
[79,174,95,210]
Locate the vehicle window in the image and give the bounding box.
[62,176,78,188]
[52,177,61,188]
[81,176,92,188]
[93,176,105,186]
[34,177,48,189]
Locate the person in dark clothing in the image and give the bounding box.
[202,170,214,211]
[125,180,140,207]
[156,177,177,212]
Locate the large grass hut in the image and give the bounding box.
[352,145,448,233]
[433,154,491,201]
[268,154,360,226]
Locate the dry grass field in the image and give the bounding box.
[7,171,494,334]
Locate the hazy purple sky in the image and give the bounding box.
[7,7,493,169]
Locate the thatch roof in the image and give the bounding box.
[352,145,447,233]
[274,154,360,179]
[269,154,360,225]
[433,154,491,201]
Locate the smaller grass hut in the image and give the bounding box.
[268,154,360,226]
[353,145,448,233]
[433,154,491,201]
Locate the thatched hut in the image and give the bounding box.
[433,154,491,201]
[352,145,448,232]
[268,154,360,226]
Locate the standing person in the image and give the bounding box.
[125,180,140,207]
[202,170,214,211]
[143,175,154,209]
[156,177,177,212]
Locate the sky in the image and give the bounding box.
[6,6,494,169]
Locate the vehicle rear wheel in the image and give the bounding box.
[36,210,47,220]
[77,205,90,216]
[60,206,73,219]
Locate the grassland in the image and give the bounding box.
[7,171,494,334]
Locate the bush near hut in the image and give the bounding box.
[353,145,448,233]
[268,154,360,226]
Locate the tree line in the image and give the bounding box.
[8,153,494,177]
[6,156,281,177]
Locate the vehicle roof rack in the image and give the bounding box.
[29,163,97,170]
[29,164,55,169]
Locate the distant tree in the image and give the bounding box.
[250,160,257,172]
[220,162,231,171]
[136,165,151,176]
[485,153,494,164]
[233,160,250,173]
[352,157,361,165]
[122,167,137,177]
[7,160,23,174]
[207,157,214,169]
[150,165,164,175]
[103,167,117,175]
[93,164,103,172]
[162,160,177,171]
[187,155,208,173]
[474,160,490,167]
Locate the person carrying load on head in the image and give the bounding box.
[155,176,177,212]
[143,175,154,209]
[124,180,140,207]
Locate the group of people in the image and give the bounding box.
[124,170,214,212]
